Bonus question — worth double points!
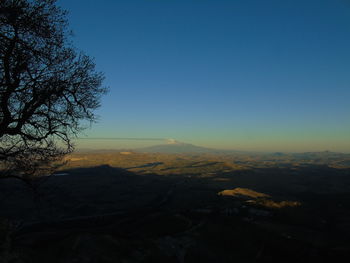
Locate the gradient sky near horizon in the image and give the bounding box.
[58,0,350,152]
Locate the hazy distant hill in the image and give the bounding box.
[292,151,349,160]
[136,141,216,154]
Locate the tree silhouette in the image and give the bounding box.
[0,0,107,180]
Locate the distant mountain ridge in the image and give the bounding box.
[136,140,216,154]
[75,142,350,156]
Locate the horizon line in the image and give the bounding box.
[76,137,167,141]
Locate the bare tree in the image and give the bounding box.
[0,0,107,181]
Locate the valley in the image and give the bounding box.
[1,151,350,262]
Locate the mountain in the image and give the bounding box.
[136,140,216,154]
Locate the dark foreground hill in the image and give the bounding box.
[1,153,350,262]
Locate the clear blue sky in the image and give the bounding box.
[58,0,350,152]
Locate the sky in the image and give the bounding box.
[58,0,350,152]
